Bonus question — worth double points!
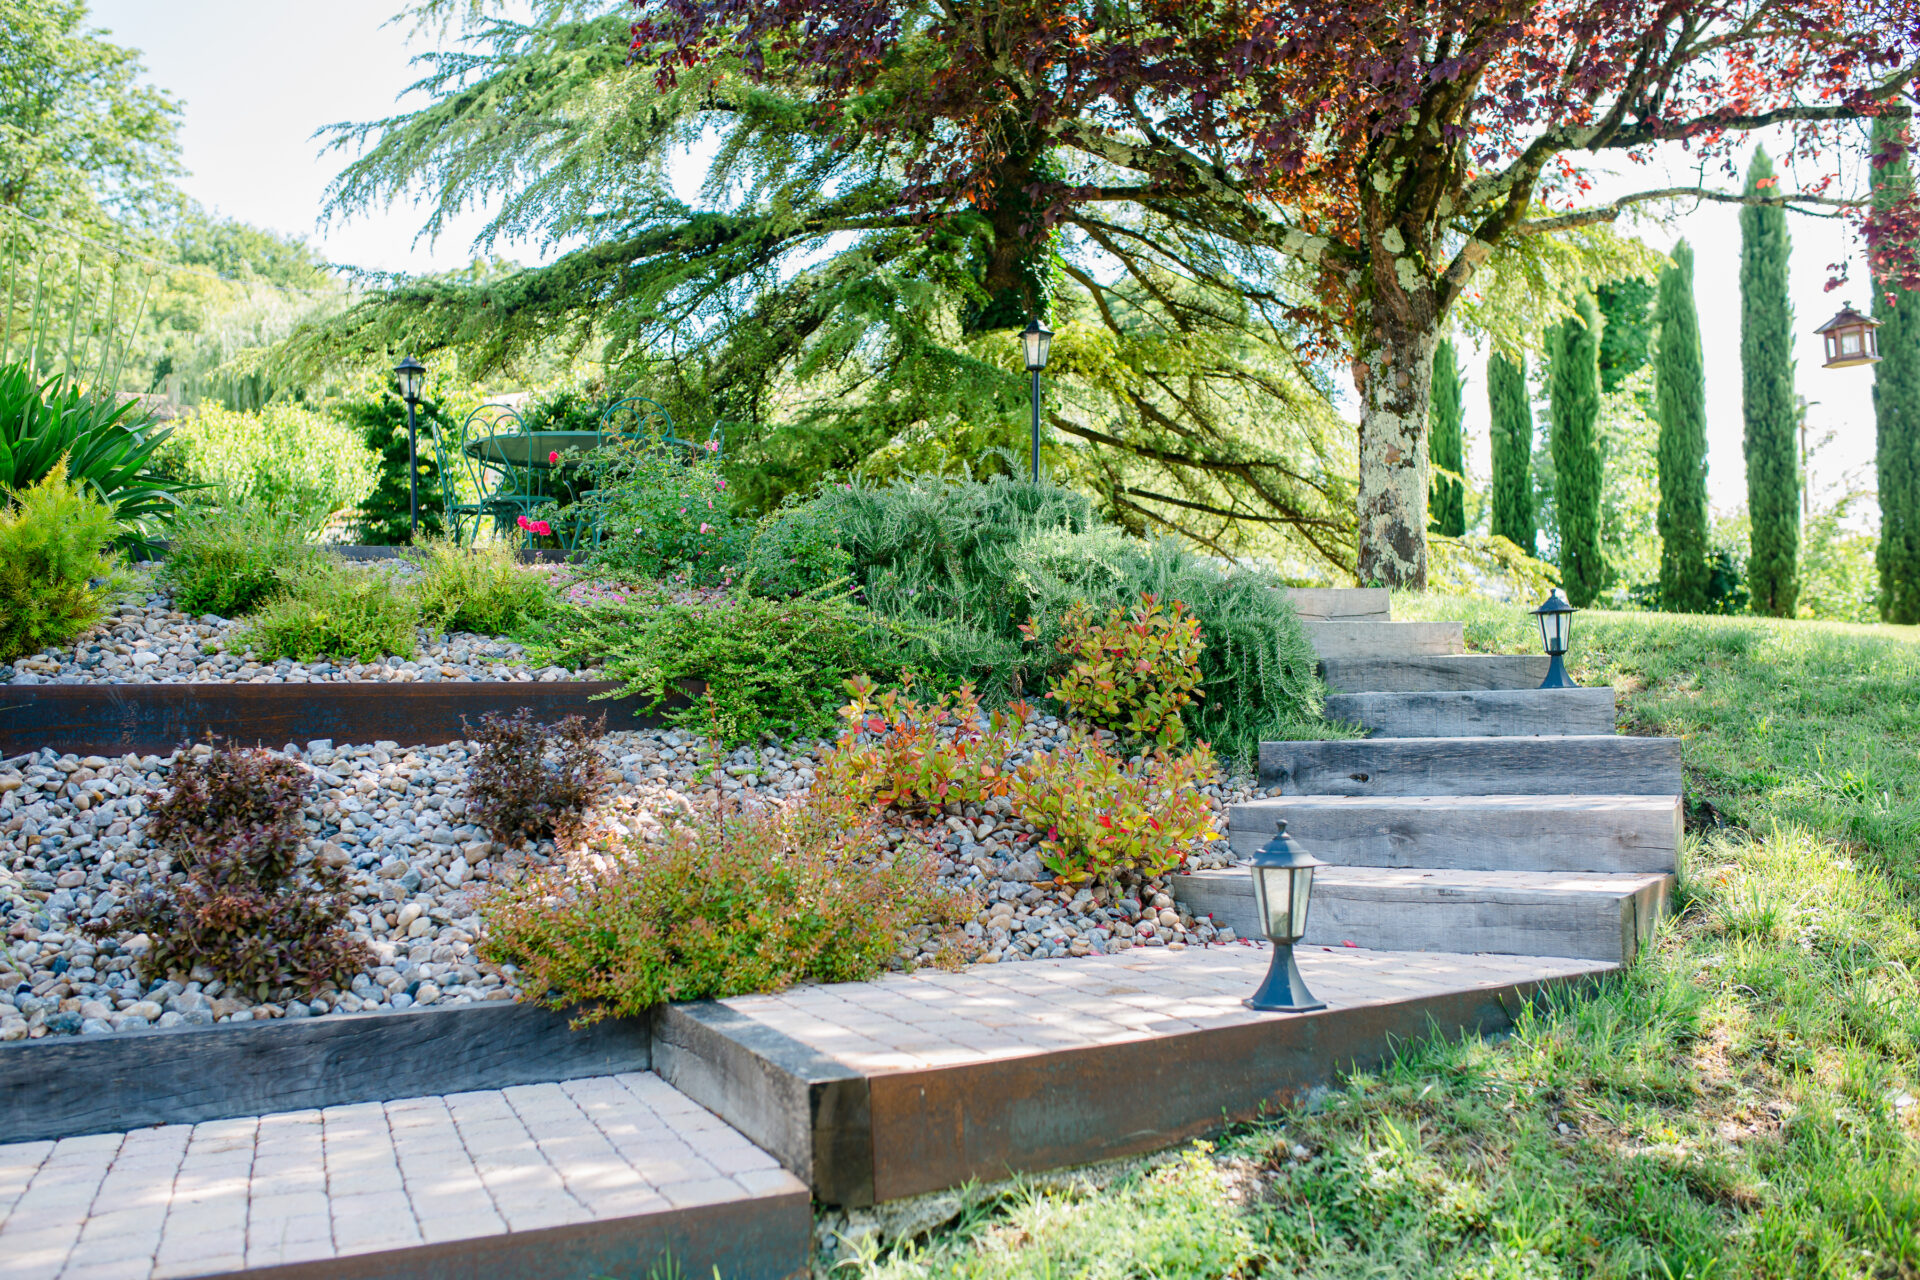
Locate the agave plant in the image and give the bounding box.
[0,361,190,546]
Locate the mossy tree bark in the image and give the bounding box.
[1428,337,1466,537]
[1655,240,1711,612]
[1740,148,1801,617]
[1874,116,1920,625]
[1487,350,1536,555]
[1548,296,1606,606]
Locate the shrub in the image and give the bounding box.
[479,785,949,1021]
[820,675,1030,811]
[408,537,557,635]
[464,710,612,845]
[528,591,910,745]
[565,438,745,585]
[100,741,369,997]
[1037,593,1205,747]
[339,393,452,544]
[159,501,320,617]
[0,362,184,545]
[0,462,123,662]
[156,402,379,526]
[1009,734,1219,884]
[240,558,419,662]
[745,496,854,598]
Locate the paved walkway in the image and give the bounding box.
[0,1073,804,1280]
[721,941,1608,1072]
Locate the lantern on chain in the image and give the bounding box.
[1814,303,1881,369]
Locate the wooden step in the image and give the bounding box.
[1172,866,1673,963]
[1325,688,1617,737]
[1321,654,1552,693]
[1224,795,1681,874]
[1258,736,1682,796]
[1286,587,1392,622]
[1304,621,1465,660]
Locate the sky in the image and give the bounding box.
[89,0,1887,524]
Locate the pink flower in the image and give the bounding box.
[705,439,719,453]
[716,478,728,490]
[532,520,553,536]
[699,522,714,534]
[516,516,533,532]
[679,507,687,515]
[548,450,560,465]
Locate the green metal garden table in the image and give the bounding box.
[462,430,601,469]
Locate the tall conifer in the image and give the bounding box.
[1488,351,1535,554]
[1873,114,1920,624]
[1655,241,1711,611]
[1740,147,1800,616]
[1548,295,1606,605]
[1428,338,1466,536]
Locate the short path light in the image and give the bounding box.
[1532,588,1577,688]
[1243,822,1326,1013]
[1814,303,1881,369]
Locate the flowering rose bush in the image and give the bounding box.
[552,437,744,584]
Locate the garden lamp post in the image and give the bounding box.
[1532,588,1577,689]
[1813,303,1881,369]
[394,356,427,540]
[1243,822,1326,1012]
[1022,318,1053,483]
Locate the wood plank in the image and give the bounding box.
[1304,621,1464,660]
[1172,867,1673,962]
[0,1000,652,1144]
[1285,587,1392,622]
[1258,735,1682,796]
[0,682,679,758]
[1325,688,1616,737]
[1321,654,1552,693]
[1226,794,1681,873]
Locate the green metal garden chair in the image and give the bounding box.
[431,403,547,545]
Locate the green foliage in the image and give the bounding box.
[480,785,948,1020]
[0,362,183,541]
[239,559,419,663]
[107,742,369,998]
[823,676,1029,812]
[1039,594,1205,748]
[744,495,854,597]
[530,592,905,745]
[159,501,319,618]
[155,402,378,525]
[1486,350,1536,555]
[408,537,556,635]
[573,439,744,585]
[0,461,121,661]
[1427,338,1466,537]
[340,392,451,545]
[1740,148,1802,617]
[1798,492,1880,623]
[1873,115,1920,625]
[1010,735,1218,884]
[463,710,612,846]
[1595,274,1656,394]
[1655,241,1713,612]
[1547,295,1605,606]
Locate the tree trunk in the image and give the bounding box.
[1354,317,1436,588]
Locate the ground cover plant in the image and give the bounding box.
[0,463,123,662]
[463,709,612,845]
[408,536,557,636]
[239,557,419,663]
[159,500,320,617]
[98,741,370,999]
[871,603,1920,1278]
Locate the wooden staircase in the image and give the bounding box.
[1174,589,1679,964]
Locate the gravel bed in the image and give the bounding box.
[2,563,590,686]
[2,712,1275,1042]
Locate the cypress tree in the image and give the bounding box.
[1740,147,1801,616]
[1873,114,1920,623]
[1654,241,1711,611]
[1488,350,1535,554]
[1428,337,1466,536]
[1548,295,1606,605]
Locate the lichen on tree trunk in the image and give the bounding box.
[1354,311,1437,589]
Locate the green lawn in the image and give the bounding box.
[853,602,1920,1280]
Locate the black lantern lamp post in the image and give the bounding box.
[1022,319,1053,483]
[1532,588,1577,689]
[1243,822,1326,1013]
[394,356,427,540]
[1814,303,1881,370]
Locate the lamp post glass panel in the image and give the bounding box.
[1532,589,1577,689]
[1244,823,1326,1013]
[1814,304,1882,370]
[394,357,427,539]
[1022,319,1053,483]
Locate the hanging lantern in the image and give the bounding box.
[1814,304,1881,369]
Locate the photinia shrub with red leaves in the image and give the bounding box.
[1009,733,1219,885]
[818,673,1033,812]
